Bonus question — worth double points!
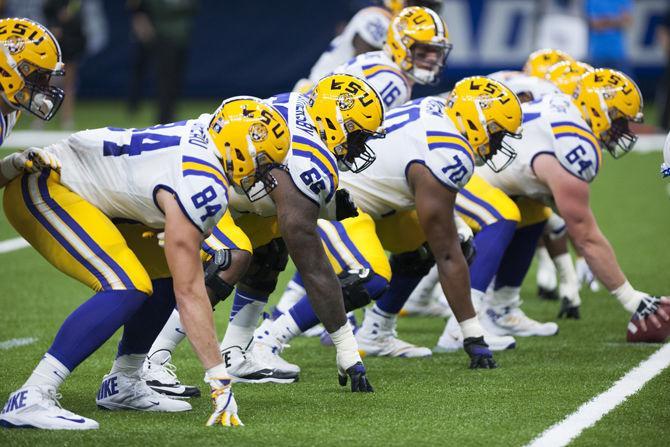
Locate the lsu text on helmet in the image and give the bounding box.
[572,68,643,158]
[446,76,523,172]
[307,74,385,173]
[208,96,291,201]
[0,17,64,120]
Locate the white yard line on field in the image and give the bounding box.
[526,343,670,447]
[0,237,29,253]
[0,337,38,350]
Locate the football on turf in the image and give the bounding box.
[626,302,670,343]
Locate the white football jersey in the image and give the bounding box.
[227,92,339,219]
[334,51,411,112]
[478,92,602,202]
[340,97,475,219]
[308,7,392,82]
[47,115,228,232]
[0,110,19,146]
[488,70,560,101]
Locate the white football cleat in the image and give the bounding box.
[356,308,432,358]
[400,290,452,318]
[0,385,99,430]
[222,346,298,384]
[433,315,516,353]
[96,372,191,412]
[142,350,201,398]
[482,304,559,337]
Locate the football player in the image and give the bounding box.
[0,97,290,429]
[254,77,522,369]
[274,5,451,332]
[294,0,445,92]
[663,131,670,178]
[473,69,670,336]
[0,18,64,180]
[141,74,385,393]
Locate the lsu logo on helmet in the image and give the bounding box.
[208,97,291,201]
[446,76,523,172]
[0,17,64,120]
[307,74,385,173]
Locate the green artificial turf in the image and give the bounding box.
[1,106,669,446]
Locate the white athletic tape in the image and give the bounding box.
[526,343,670,447]
[0,237,29,253]
[0,337,38,350]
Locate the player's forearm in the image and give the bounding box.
[284,226,347,332]
[174,285,223,370]
[572,228,625,291]
[435,246,475,322]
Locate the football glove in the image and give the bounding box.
[575,257,600,292]
[557,279,581,319]
[335,188,359,221]
[632,296,670,332]
[338,361,374,392]
[205,377,243,427]
[0,147,61,181]
[463,336,497,369]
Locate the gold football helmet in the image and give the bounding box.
[524,48,574,79]
[545,60,594,96]
[572,68,643,158]
[446,76,523,172]
[0,18,64,120]
[307,74,385,173]
[384,6,452,85]
[208,97,291,201]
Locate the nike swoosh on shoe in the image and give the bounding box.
[54,416,85,423]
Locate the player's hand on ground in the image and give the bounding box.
[463,336,497,369]
[558,281,581,319]
[575,257,600,292]
[338,361,373,392]
[634,296,670,332]
[205,378,243,427]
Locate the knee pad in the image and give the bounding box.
[204,249,234,305]
[389,243,435,277]
[239,238,289,295]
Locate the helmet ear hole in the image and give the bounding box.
[467,120,478,131]
[235,148,245,161]
[325,118,338,131]
[591,107,601,118]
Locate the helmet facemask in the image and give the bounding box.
[235,151,286,202]
[599,111,642,159]
[335,125,385,173]
[481,124,519,172]
[14,62,64,120]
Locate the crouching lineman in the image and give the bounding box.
[141,74,385,393]
[253,77,523,370]
[472,68,669,336]
[0,97,291,429]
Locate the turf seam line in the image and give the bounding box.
[0,337,38,350]
[525,343,670,447]
[0,237,29,254]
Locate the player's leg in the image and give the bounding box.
[142,211,252,393]
[481,198,559,337]
[253,212,391,364]
[435,175,520,352]
[352,210,433,358]
[0,172,155,429]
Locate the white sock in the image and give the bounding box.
[536,246,557,289]
[275,280,305,314]
[330,323,361,370]
[23,353,70,390]
[267,313,301,344]
[110,353,145,377]
[220,292,266,352]
[147,309,186,359]
[488,286,521,310]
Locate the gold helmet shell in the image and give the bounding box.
[524,48,574,78]
[545,60,594,96]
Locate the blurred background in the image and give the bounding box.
[1,0,668,131]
